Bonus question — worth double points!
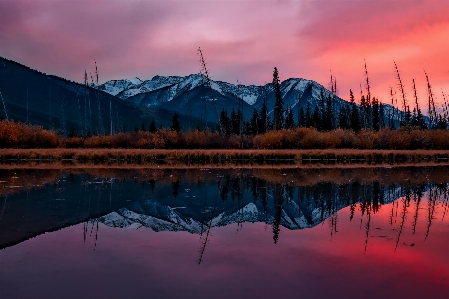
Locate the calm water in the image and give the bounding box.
[1,167,449,299]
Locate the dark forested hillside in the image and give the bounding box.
[0,57,202,135]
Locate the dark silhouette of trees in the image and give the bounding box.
[372,97,380,131]
[219,108,231,135]
[149,119,157,133]
[284,106,295,129]
[272,67,284,130]
[258,98,269,134]
[170,112,182,133]
[250,108,259,135]
[350,89,361,132]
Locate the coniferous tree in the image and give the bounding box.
[285,106,295,129]
[324,94,334,131]
[312,106,321,129]
[141,122,146,132]
[372,97,380,131]
[243,120,252,135]
[250,108,259,135]
[359,95,366,129]
[405,106,412,128]
[338,106,348,130]
[318,90,326,131]
[272,67,284,130]
[299,107,306,127]
[379,103,385,129]
[219,108,230,135]
[149,119,157,133]
[305,102,312,127]
[231,108,239,135]
[258,99,268,134]
[412,79,426,129]
[170,112,182,133]
[349,89,361,132]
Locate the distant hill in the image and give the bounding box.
[0,57,207,134]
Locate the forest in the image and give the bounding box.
[1,62,449,151]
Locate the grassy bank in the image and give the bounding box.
[2,148,449,165]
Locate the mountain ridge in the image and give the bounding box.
[97,74,351,122]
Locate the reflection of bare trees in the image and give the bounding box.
[394,193,409,252]
[412,187,424,234]
[198,192,219,265]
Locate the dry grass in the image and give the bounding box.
[2,148,449,165]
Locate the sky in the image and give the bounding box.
[1,0,449,108]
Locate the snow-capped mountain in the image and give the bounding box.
[97,74,349,122]
[97,185,402,234]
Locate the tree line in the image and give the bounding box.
[214,65,444,138]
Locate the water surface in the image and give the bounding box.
[1,167,448,299]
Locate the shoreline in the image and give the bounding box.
[2,148,449,167]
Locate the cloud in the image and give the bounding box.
[1,0,448,108]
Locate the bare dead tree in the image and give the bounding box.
[441,89,448,124]
[237,78,244,149]
[394,61,407,126]
[94,60,104,135]
[197,47,223,134]
[0,91,8,121]
[364,60,371,102]
[394,193,408,252]
[424,70,437,129]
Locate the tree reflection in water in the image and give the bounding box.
[1,168,449,259]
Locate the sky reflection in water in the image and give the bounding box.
[0,167,448,299]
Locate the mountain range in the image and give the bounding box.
[97,74,350,122]
[1,56,400,132]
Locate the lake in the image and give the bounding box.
[0,166,448,299]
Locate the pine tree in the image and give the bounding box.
[317,90,327,131]
[141,122,146,132]
[305,102,312,127]
[312,106,321,129]
[324,94,334,131]
[299,107,306,127]
[219,108,230,135]
[379,103,385,129]
[272,67,284,130]
[259,100,268,134]
[231,108,239,135]
[372,97,380,131]
[412,79,426,129]
[338,106,348,129]
[284,106,295,129]
[250,108,259,135]
[149,119,157,133]
[170,112,182,133]
[349,89,361,132]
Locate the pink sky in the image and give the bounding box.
[1,0,449,108]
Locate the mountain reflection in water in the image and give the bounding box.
[0,167,449,299]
